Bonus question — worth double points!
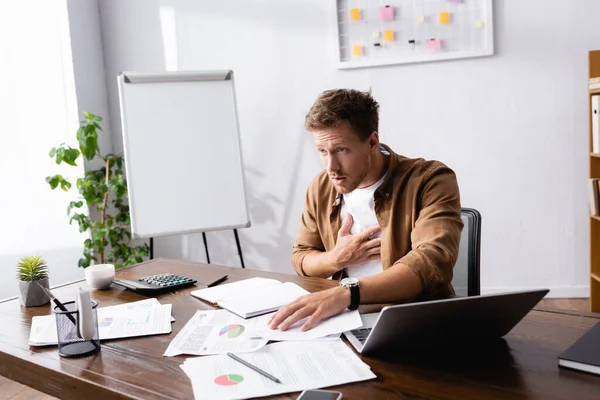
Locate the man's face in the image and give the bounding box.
[311,121,378,194]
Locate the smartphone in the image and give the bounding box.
[297,389,343,400]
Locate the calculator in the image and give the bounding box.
[113,273,197,294]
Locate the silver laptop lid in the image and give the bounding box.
[358,289,549,354]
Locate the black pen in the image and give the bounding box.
[206,275,228,288]
[227,352,281,383]
[36,282,77,325]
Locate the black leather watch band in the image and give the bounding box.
[348,284,360,310]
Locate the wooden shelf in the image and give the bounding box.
[589,50,600,312]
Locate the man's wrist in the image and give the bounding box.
[337,285,351,307]
[327,250,345,271]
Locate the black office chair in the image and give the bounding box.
[451,208,481,296]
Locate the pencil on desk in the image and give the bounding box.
[227,352,282,384]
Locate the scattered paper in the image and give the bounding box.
[191,278,310,318]
[216,282,310,318]
[29,300,172,346]
[180,340,376,400]
[164,310,268,357]
[257,310,362,341]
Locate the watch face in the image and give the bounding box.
[341,277,359,287]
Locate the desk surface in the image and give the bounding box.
[1,258,599,400]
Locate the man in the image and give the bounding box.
[269,89,463,332]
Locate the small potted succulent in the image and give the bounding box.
[16,256,50,307]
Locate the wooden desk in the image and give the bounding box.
[0,259,599,400]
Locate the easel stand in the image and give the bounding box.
[149,229,245,268]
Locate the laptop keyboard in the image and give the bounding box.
[351,328,372,344]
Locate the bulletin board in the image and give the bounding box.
[334,0,494,69]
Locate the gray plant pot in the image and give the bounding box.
[19,278,50,307]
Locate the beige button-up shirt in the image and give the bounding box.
[292,144,464,299]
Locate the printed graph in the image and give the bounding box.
[214,374,244,386]
[219,324,245,339]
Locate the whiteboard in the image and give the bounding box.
[117,70,250,239]
[334,0,494,69]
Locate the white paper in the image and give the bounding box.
[217,282,310,318]
[190,277,281,304]
[164,310,268,357]
[29,301,172,346]
[257,309,363,341]
[180,339,376,400]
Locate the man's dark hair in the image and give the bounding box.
[305,89,380,141]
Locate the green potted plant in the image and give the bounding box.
[16,256,50,307]
[46,112,148,270]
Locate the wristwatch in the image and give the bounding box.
[340,277,360,310]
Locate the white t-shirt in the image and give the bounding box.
[340,172,387,279]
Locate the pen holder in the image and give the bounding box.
[53,301,101,357]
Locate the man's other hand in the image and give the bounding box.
[332,214,381,268]
[268,286,350,332]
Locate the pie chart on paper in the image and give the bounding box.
[214,374,244,386]
[219,324,245,338]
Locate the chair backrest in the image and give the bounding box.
[452,208,481,296]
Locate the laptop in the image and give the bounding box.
[344,289,549,354]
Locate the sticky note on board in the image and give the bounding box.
[372,31,380,38]
[352,45,362,56]
[475,21,484,28]
[417,15,425,22]
[380,6,394,21]
[351,8,360,21]
[383,30,394,41]
[439,12,449,24]
[426,39,441,49]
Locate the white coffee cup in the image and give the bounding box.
[84,264,115,289]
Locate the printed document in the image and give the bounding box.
[180,339,376,400]
[29,299,172,346]
[256,309,362,341]
[191,278,310,318]
[164,309,268,357]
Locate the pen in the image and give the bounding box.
[227,352,281,384]
[206,275,228,288]
[36,282,77,325]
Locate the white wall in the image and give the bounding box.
[66,0,114,158]
[98,0,600,297]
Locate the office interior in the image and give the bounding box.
[2,1,600,399]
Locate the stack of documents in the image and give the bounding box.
[164,308,362,357]
[29,298,172,346]
[191,277,310,318]
[180,339,376,400]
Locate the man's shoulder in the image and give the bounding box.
[389,150,454,181]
